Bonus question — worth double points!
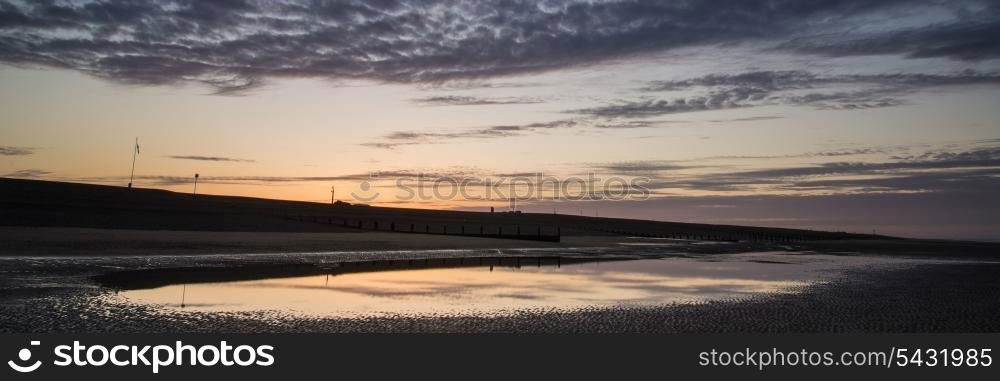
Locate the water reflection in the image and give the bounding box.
[120,255,828,317]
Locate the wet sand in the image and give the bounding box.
[1,231,999,333]
[2,261,998,333]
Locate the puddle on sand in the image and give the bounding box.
[115,253,888,318]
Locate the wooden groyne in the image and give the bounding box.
[285,215,561,242]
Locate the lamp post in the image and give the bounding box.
[193,173,199,194]
[128,137,139,188]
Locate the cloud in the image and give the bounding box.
[416,81,545,91]
[361,117,685,148]
[590,161,698,173]
[571,96,752,118]
[0,146,34,156]
[779,90,908,110]
[113,169,478,186]
[607,145,1000,194]
[411,95,542,106]
[641,70,822,92]
[363,111,780,150]
[359,142,426,150]
[362,118,583,148]
[592,120,675,129]
[491,172,548,178]
[2,0,988,94]
[576,70,1000,118]
[811,148,886,157]
[644,70,1000,92]
[369,68,993,146]
[778,18,1000,61]
[167,155,255,162]
[3,169,51,178]
[706,116,783,123]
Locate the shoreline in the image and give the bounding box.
[0,226,804,257]
[3,226,999,260]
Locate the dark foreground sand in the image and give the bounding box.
[1,227,998,333]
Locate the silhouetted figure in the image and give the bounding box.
[490,206,494,213]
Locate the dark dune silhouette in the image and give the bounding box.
[0,177,885,241]
[6,177,1000,259]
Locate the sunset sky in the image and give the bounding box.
[1,0,999,239]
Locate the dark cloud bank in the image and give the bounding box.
[1,0,998,93]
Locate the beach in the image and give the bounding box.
[2,225,999,333]
[2,252,998,333]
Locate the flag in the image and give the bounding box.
[135,139,140,154]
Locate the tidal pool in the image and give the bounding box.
[115,252,880,318]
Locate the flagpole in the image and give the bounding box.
[128,137,138,188]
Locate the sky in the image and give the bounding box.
[1,0,999,239]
